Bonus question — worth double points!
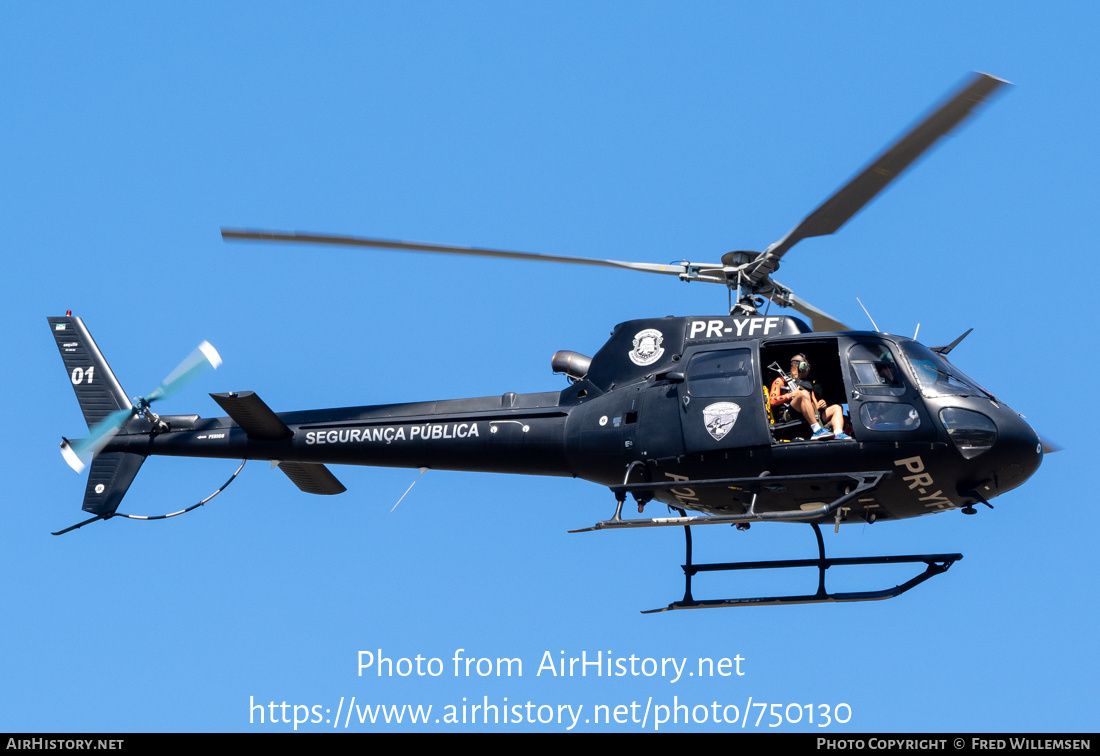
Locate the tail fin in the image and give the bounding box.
[51,450,147,533]
[50,315,145,524]
[48,315,132,428]
[82,452,146,516]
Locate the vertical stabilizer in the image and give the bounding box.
[48,316,131,428]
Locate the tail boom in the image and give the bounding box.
[100,392,576,478]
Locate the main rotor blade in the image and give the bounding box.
[781,292,851,333]
[747,72,1009,284]
[145,341,222,404]
[221,228,727,282]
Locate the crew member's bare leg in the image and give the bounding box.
[789,391,818,426]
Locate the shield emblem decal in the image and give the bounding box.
[702,402,741,441]
[628,328,665,366]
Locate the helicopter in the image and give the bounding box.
[50,72,1052,611]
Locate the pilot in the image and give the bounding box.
[770,354,851,441]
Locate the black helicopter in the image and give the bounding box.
[51,72,1051,611]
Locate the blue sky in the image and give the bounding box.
[2,3,1097,733]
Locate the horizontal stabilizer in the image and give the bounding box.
[209,391,292,440]
[211,392,344,494]
[83,452,146,516]
[277,462,346,495]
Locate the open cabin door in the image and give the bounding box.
[679,346,771,453]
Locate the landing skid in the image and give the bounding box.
[572,468,961,611]
[643,522,962,613]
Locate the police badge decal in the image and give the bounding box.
[702,402,740,441]
[628,328,664,366]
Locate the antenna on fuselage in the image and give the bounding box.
[856,297,880,332]
[391,467,429,512]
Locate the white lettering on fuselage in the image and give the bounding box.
[664,472,699,509]
[304,423,480,446]
[688,318,785,341]
[894,455,953,510]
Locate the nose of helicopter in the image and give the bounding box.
[940,403,1043,502]
[992,411,1044,495]
[968,407,1044,500]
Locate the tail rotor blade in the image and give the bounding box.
[63,407,135,470]
[146,341,222,404]
[60,439,87,473]
[60,341,221,472]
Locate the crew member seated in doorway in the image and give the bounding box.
[769,354,851,440]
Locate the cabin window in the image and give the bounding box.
[686,348,755,398]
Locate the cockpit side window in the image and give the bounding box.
[848,343,905,396]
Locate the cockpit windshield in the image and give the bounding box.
[898,342,993,400]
